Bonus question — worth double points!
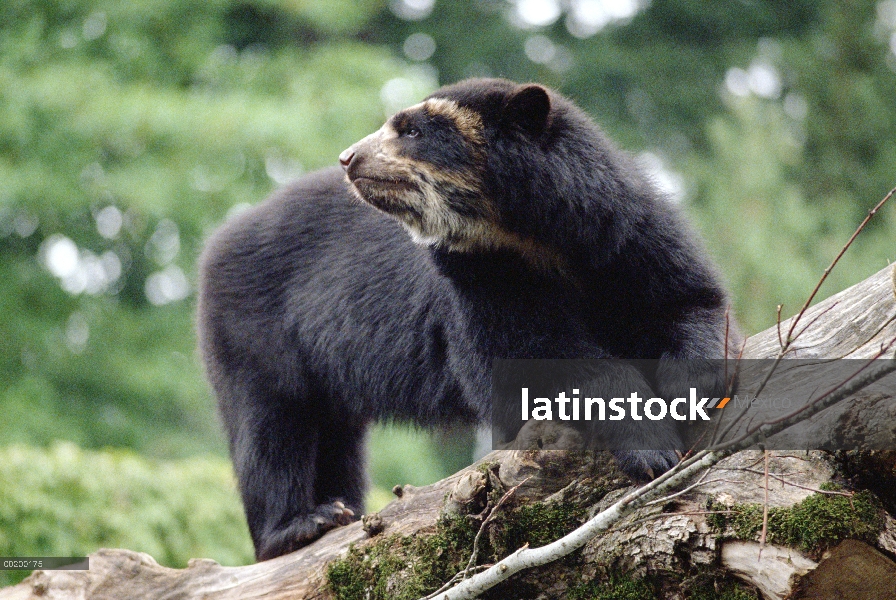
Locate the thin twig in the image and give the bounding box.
[786,186,896,342]
[792,301,840,344]
[776,304,784,350]
[729,468,855,497]
[759,449,770,559]
[710,340,746,447]
[714,350,784,444]
[643,468,716,506]
[725,304,733,380]
[462,475,531,578]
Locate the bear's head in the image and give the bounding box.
[340,79,617,264]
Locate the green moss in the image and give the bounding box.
[709,488,884,554]
[326,558,368,600]
[497,502,585,554]
[683,569,760,600]
[326,513,479,600]
[729,503,765,540]
[571,569,759,600]
[716,587,759,600]
[568,574,657,600]
[326,499,587,599]
[437,512,481,549]
[476,461,499,475]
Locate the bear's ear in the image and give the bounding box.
[503,84,551,135]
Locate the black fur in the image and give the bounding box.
[198,78,733,561]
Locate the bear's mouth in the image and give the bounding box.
[348,176,423,220]
[351,175,417,192]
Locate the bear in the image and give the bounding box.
[197,78,734,561]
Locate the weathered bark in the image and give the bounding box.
[717,262,896,452]
[3,265,896,600]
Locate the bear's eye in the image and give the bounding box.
[403,126,421,138]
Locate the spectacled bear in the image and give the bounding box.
[197,78,734,561]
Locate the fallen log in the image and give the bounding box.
[3,265,896,600]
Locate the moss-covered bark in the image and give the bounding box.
[326,500,591,600]
[708,485,884,557]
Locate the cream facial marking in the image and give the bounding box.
[341,98,563,272]
[422,98,485,146]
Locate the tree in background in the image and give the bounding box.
[1,0,895,571]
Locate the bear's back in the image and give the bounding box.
[198,167,470,423]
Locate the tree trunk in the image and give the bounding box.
[3,266,896,600]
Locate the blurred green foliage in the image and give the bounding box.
[1,0,895,573]
[0,442,253,586]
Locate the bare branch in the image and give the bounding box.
[759,450,770,559]
[786,186,896,341]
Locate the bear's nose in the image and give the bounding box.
[338,148,355,171]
